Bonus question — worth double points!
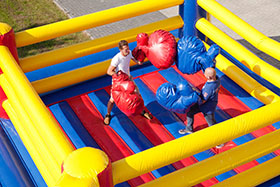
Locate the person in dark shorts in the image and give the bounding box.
[178,67,222,148]
[104,40,152,125]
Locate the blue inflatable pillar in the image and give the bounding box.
[179,0,207,40]
[179,0,198,38]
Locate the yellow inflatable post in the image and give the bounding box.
[56,147,113,187]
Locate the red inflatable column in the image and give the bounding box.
[0,23,19,119]
[57,147,113,187]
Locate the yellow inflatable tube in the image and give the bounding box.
[214,155,280,187]
[32,59,111,94]
[196,18,280,90]
[0,46,74,168]
[31,44,280,106]
[198,0,280,61]
[3,101,58,186]
[56,147,111,187]
[29,16,184,94]
[19,16,183,73]
[139,129,280,187]
[112,101,280,184]
[15,0,183,47]
[0,76,59,186]
[205,44,280,104]
[110,42,280,184]
[0,74,61,166]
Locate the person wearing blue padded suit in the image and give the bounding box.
[178,67,224,148]
[104,40,153,125]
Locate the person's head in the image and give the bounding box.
[204,67,216,81]
[118,40,130,56]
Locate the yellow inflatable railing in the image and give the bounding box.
[139,128,280,187]
[198,0,280,62]
[205,43,280,105]
[110,41,280,185]
[112,101,280,184]
[15,0,183,47]
[214,155,280,187]
[26,16,184,94]
[20,16,183,73]
[0,1,184,186]
[196,18,280,90]
[0,46,74,186]
[0,0,280,186]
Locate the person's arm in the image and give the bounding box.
[132,56,143,65]
[198,93,206,105]
[199,98,207,105]
[198,83,210,105]
[199,90,210,105]
[107,65,117,76]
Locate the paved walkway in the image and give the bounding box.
[53,0,280,69]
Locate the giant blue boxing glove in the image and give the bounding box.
[176,35,220,74]
[156,81,200,113]
[197,44,220,72]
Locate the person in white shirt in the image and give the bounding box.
[104,40,152,125]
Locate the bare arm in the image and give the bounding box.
[132,56,143,65]
[107,65,117,76]
[200,99,206,104]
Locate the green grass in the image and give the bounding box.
[0,0,90,58]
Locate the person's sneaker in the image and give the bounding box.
[178,129,193,135]
[141,110,153,120]
[103,114,112,125]
[216,144,224,149]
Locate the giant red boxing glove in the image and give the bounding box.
[112,71,144,116]
[136,32,149,46]
[132,46,146,62]
[132,33,148,62]
[139,30,177,69]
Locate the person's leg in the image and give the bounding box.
[179,104,200,134]
[204,113,216,127]
[186,104,200,131]
[130,76,140,94]
[104,96,114,125]
[204,113,224,148]
[107,100,114,114]
[130,75,152,120]
[141,109,153,120]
